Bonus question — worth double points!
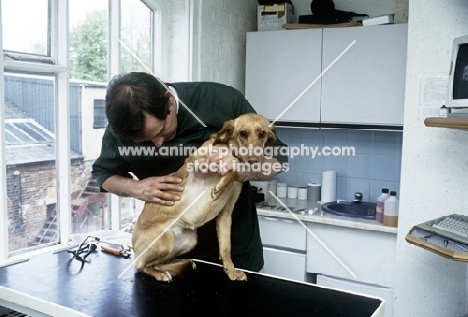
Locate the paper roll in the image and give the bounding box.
[321,171,337,203]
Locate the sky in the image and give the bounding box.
[1,0,107,53]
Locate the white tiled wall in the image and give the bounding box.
[276,128,402,203]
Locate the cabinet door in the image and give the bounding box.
[321,24,408,126]
[245,29,322,124]
[317,274,393,317]
[306,222,397,288]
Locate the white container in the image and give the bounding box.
[287,186,298,199]
[383,191,399,227]
[297,187,308,200]
[277,183,287,198]
[439,105,449,118]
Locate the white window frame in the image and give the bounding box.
[108,0,162,231]
[0,0,163,264]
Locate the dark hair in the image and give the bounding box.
[105,72,170,140]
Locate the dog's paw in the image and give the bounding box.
[225,269,247,281]
[155,271,173,283]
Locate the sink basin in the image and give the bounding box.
[321,201,376,220]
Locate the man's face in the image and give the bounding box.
[138,93,178,147]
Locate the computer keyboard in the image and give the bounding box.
[417,214,468,245]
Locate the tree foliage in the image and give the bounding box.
[70,10,107,82]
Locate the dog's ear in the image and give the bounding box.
[266,125,277,145]
[214,119,235,144]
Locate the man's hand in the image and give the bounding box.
[204,151,245,181]
[134,175,184,205]
[102,174,184,206]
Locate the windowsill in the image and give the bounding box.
[0,244,70,268]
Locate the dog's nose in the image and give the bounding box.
[248,157,258,163]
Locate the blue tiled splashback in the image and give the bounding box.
[275,128,402,203]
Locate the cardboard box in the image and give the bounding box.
[257,3,295,32]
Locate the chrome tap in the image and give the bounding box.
[354,192,363,202]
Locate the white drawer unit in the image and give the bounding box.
[263,247,306,282]
[258,216,306,251]
[258,216,307,281]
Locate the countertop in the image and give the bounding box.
[0,249,384,317]
[256,198,398,235]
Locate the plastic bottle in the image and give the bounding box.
[376,188,390,224]
[383,191,399,227]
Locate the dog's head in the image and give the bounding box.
[214,113,276,163]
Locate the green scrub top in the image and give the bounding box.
[92,82,288,271]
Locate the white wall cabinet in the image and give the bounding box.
[245,24,408,127]
[321,24,408,126]
[245,29,322,124]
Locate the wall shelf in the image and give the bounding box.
[424,117,468,129]
[406,226,468,262]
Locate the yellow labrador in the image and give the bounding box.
[132,113,276,282]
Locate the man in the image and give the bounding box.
[92,72,288,272]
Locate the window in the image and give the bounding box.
[69,0,108,82]
[0,0,161,260]
[2,0,49,57]
[120,0,153,73]
[4,74,58,254]
[93,99,107,129]
[5,118,55,145]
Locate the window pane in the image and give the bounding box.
[5,73,57,254]
[69,0,108,82]
[70,82,110,234]
[2,0,49,55]
[120,0,152,73]
[68,0,110,235]
[118,1,154,231]
[93,99,107,129]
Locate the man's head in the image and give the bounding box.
[105,72,176,144]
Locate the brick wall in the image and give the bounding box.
[6,159,98,252]
[196,0,257,92]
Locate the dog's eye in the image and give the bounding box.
[258,131,266,138]
[239,130,248,138]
